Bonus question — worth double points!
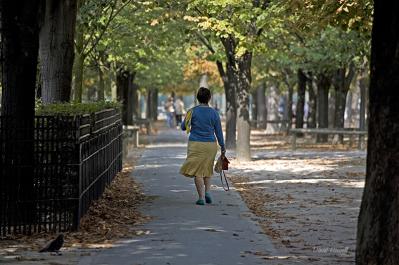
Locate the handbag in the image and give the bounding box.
[215,155,230,191]
[221,155,230,170]
[184,108,193,134]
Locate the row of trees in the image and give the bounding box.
[1,0,190,113]
[180,0,372,160]
[1,0,374,161]
[2,1,372,162]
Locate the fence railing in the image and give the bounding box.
[0,109,122,236]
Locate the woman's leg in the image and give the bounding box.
[204,177,212,203]
[194,176,205,200]
[204,177,211,193]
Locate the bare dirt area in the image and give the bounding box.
[0,148,151,265]
[230,130,366,264]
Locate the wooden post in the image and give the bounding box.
[291,132,297,151]
[146,121,151,136]
[358,134,366,150]
[134,130,139,147]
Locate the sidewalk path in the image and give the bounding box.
[79,129,279,265]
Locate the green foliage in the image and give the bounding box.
[252,0,371,85]
[77,0,129,58]
[83,1,192,92]
[183,0,266,56]
[295,26,367,73]
[75,0,372,97]
[36,101,122,115]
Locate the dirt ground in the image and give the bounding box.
[230,130,366,264]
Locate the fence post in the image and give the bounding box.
[291,132,297,151]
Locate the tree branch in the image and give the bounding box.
[83,0,133,57]
[195,31,216,54]
[344,62,356,89]
[216,60,226,79]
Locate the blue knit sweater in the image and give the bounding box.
[181,105,225,151]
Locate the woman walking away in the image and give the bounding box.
[180,87,226,205]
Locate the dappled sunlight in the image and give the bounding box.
[229,132,367,264]
[194,227,227,233]
[79,243,121,249]
[169,189,190,193]
[236,178,364,188]
[147,143,187,148]
[136,163,184,169]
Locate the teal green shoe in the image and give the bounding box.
[196,199,205,205]
[205,193,212,204]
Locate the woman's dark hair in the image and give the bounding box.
[196,87,211,104]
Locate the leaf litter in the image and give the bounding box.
[0,148,152,254]
[230,131,366,264]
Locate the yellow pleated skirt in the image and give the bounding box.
[180,141,218,178]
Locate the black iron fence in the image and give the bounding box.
[0,109,122,236]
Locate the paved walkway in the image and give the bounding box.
[79,129,279,265]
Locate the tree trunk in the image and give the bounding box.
[282,69,294,133]
[73,18,84,103]
[346,90,353,127]
[152,88,158,121]
[146,89,153,120]
[250,90,257,127]
[116,69,129,125]
[336,96,347,128]
[97,60,105,101]
[358,75,367,149]
[266,84,280,133]
[199,74,209,88]
[131,82,139,120]
[333,66,356,143]
[256,83,267,130]
[216,56,237,150]
[358,70,368,131]
[307,77,317,128]
[39,0,77,103]
[351,89,360,126]
[281,94,289,132]
[146,88,158,121]
[110,64,117,101]
[87,86,96,101]
[36,67,42,99]
[0,0,40,226]
[356,2,399,264]
[296,69,306,129]
[328,90,335,128]
[316,74,331,142]
[220,37,239,150]
[225,67,237,149]
[333,68,346,130]
[126,79,135,125]
[287,83,294,132]
[333,69,346,143]
[236,52,252,161]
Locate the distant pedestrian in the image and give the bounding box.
[214,102,220,115]
[164,97,175,128]
[180,87,225,205]
[174,97,185,127]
